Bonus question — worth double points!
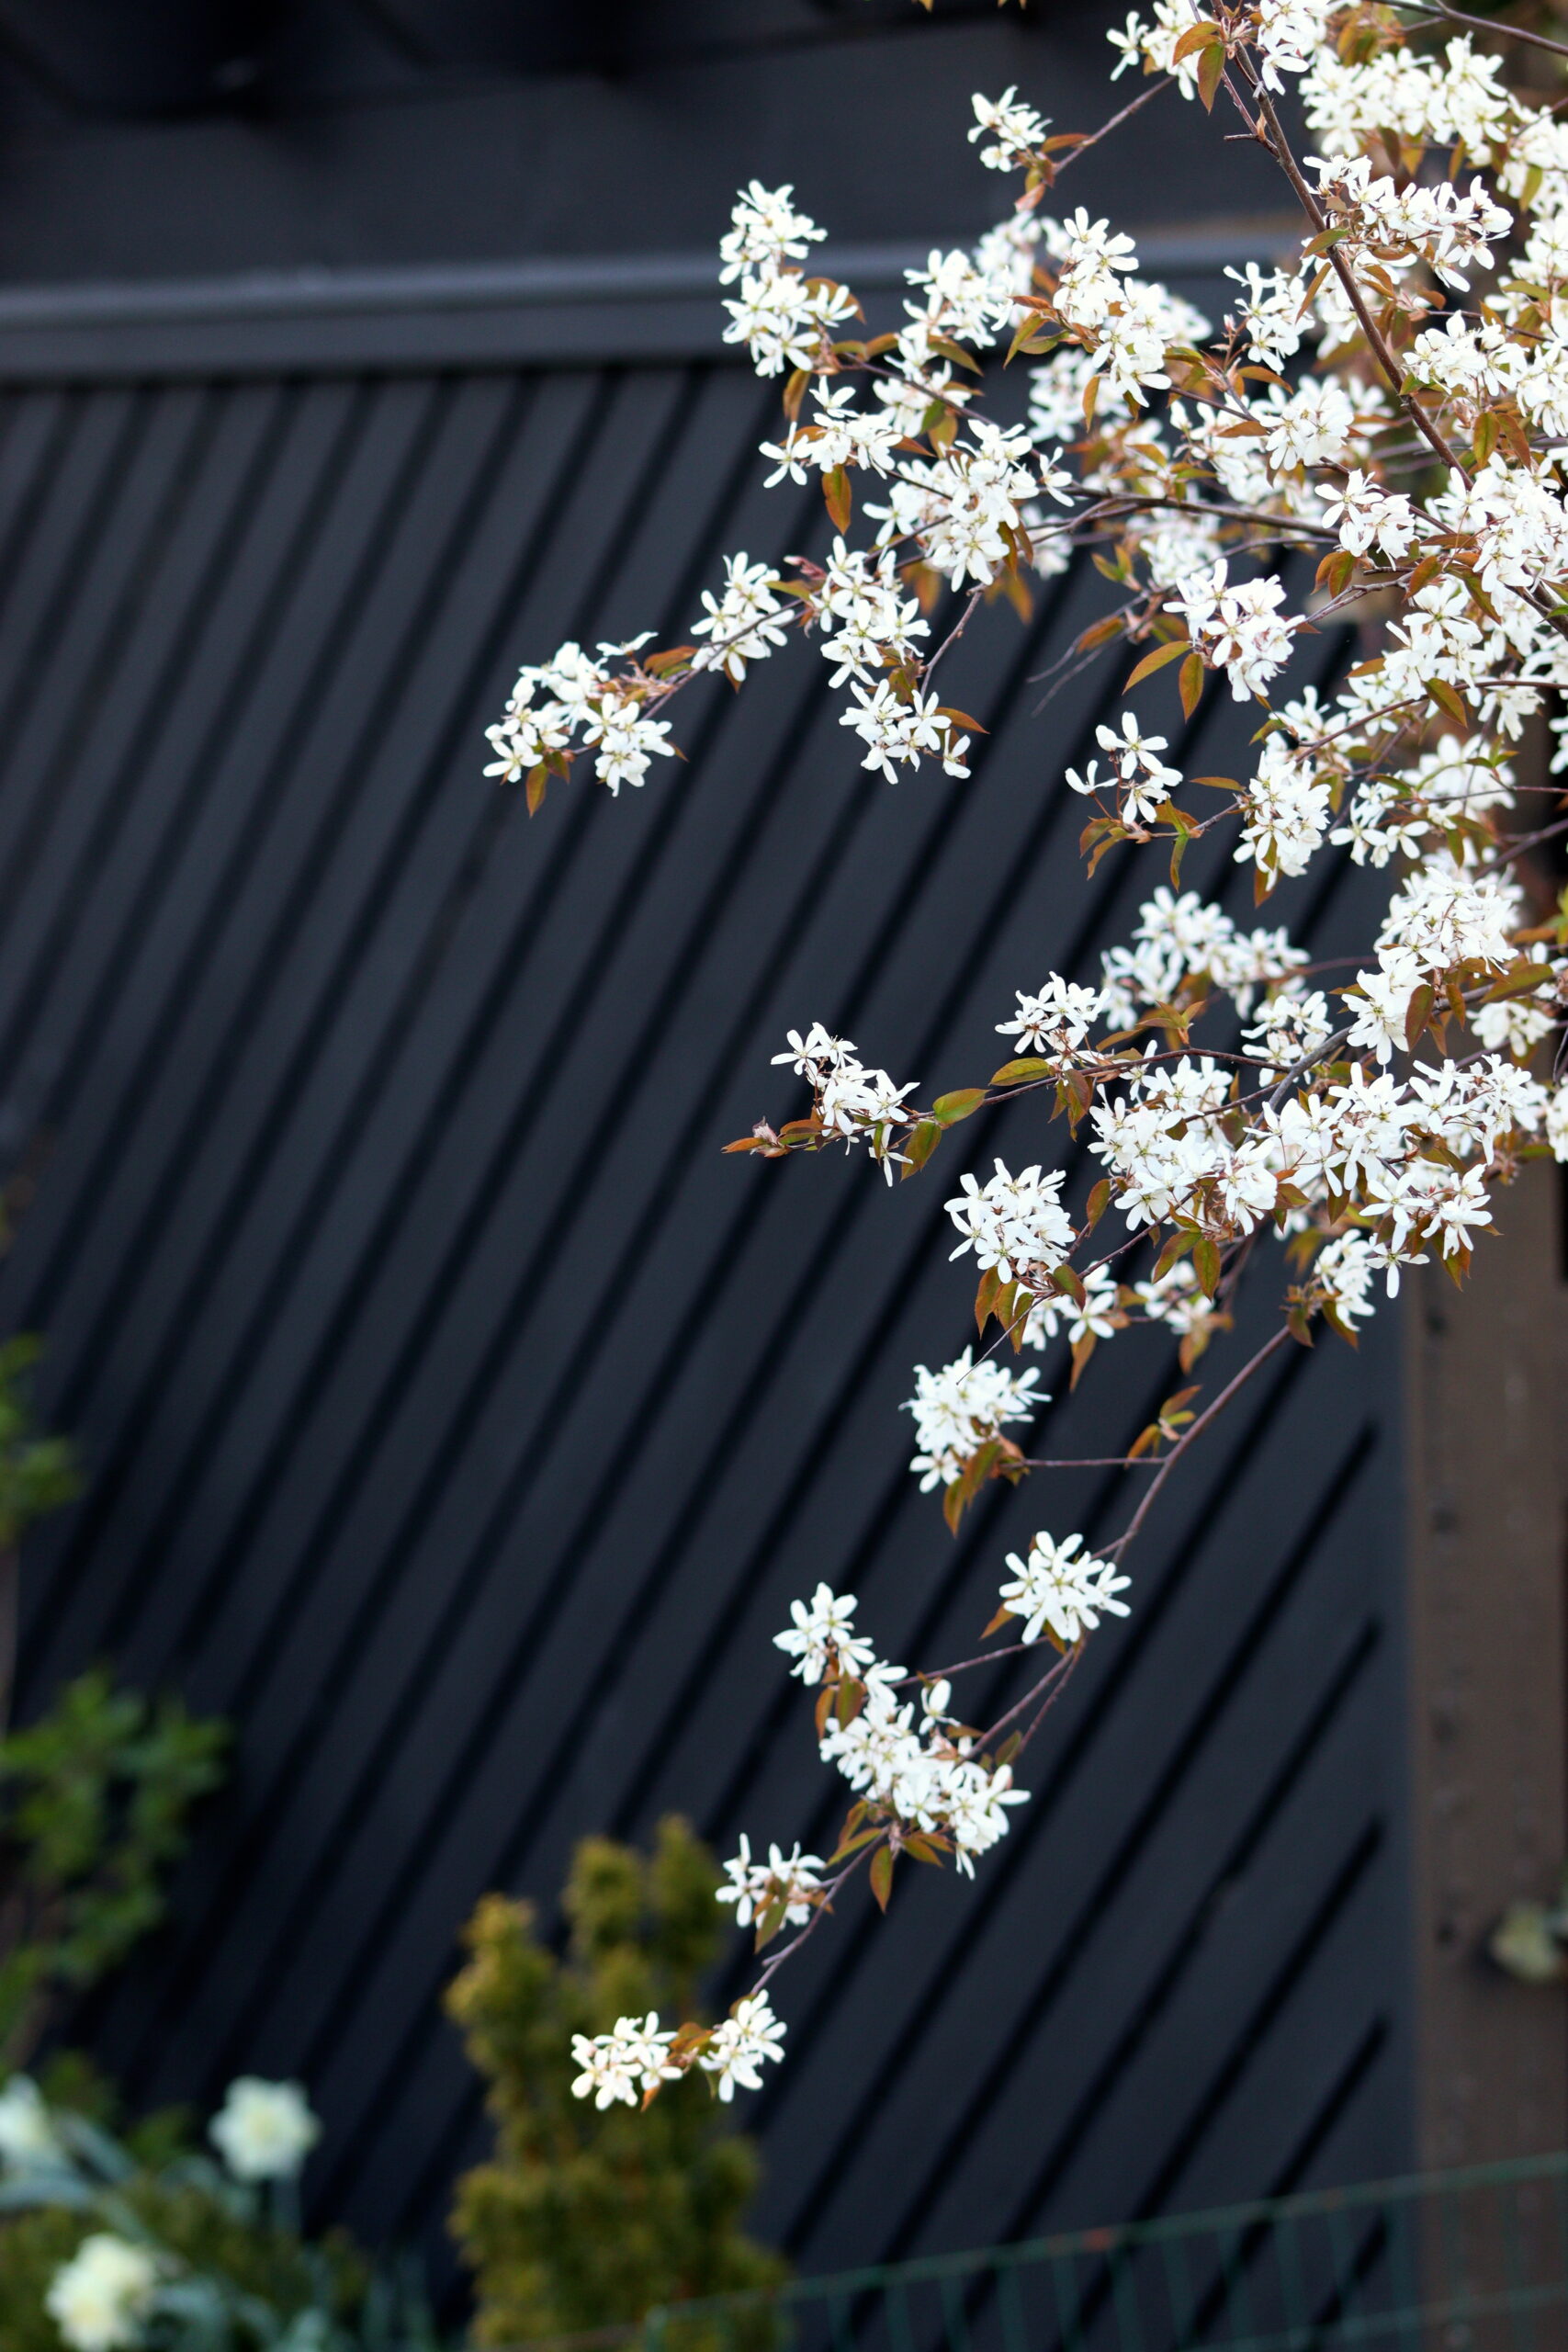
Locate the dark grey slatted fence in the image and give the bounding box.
[0,312,1410,2278]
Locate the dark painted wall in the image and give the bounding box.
[0,3,1291,283]
[0,0,1413,2292]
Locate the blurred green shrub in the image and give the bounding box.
[446,1817,786,2348]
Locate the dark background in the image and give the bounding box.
[0,0,1412,2296]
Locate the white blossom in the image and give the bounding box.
[774,1585,875,1685]
[717,1838,825,1929]
[698,1994,788,2100]
[945,1159,1076,1287]
[0,2075,59,2168]
[209,2077,321,2182]
[998,1531,1132,1646]
[570,2013,680,2109]
[904,1348,1043,1488]
[46,2237,160,2352]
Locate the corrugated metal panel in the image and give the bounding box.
[0,336,1410,2278]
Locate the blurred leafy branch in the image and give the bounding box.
[0,1333,231,2071]
[0,1668,228,2073]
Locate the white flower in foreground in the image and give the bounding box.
[774,1584,875,1684]
[904,1347,1043,1488]
[945,1159,1075,1286]
[46,2235,159,2352]
[0,2073,60,2168]
[570,2013,680,2109]
[718,183,826,282]
[209,2076,321,2182]
[997,975,1106,1064]
[717,1836,825,1928]
[968,85,1050,173]
[999,1531,1131,1646]
[698,1994,787,2100]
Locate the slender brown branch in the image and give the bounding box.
[1393,0,1568,59]
[1106,1321,1294,1560]
[1245,73,1468,481]
[750,1845,874,1995]
[1014,1638,1085,1756]
[980,1644,1079,1747]
[1268,1023,1355,1112]
[1019,1453,1161,1467]
[1053,74,1173,175]
[922,586,985,688]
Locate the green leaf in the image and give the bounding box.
[824,466,852,533]
[869,1845,895,1912]
[990,1057,1053,1086]
[1179,650,1204,718]
[932,1089,987,1125]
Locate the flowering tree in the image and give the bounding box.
[484,0,1568,2109]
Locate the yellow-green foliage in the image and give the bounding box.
[447,1819,787,2347]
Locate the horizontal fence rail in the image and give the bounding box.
[605,2156,1568,2352]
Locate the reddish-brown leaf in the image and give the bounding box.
[1123,636,1191,690]
[1179,650,1204,718]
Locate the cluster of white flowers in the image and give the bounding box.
[570,1995,787,2108]
[997,975,1108,1068]
[968,85,1050,173]
[482,639,676,797]
[868,420,1053,592]
[1091,1054,1280,1233]
[717,1836,826,1929]
[904,1347,1043,1488]
[719,183,855,376]
[1069,712,1182,827]
[998,1531,1133,1646]
[1175,560,1296,701]
[841,681,974,784]
[771,1022,919,1179]
[493,0,1568,2089]
[774,1581,876,1686]
[1235,733,1334,883]
[808,539,930,685]
[817,1667,1030,1877]
[691,554,790,684]
[1099,888,1306,1027]
[945,1159,1077,1291]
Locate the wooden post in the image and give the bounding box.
[1404,1152,1568,2165]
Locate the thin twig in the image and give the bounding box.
[1392,0,1568,60]
[1105,1322,1293,1560]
